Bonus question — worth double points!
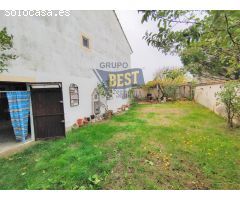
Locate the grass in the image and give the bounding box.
[0,101,240,189]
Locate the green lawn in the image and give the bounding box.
[0,101,240,189]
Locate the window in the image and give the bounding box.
[82,36,89,48]
[69,83,79,107]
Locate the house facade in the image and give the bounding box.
[0,11,132,142]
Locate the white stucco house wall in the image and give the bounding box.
[0,11,132,135]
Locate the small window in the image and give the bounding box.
[82,36,89,48]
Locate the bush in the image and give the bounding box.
[164,84,178,101]
[217,81,240,128]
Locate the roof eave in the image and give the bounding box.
[113,11,133,54]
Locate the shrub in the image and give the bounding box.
[217,81,240,128]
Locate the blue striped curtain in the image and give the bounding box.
[6,91,30,142]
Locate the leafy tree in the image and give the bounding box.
[0,27,16,73]
[154,67,186,80]
[97,81,113,100]
[217,81,240,128]
[140,11,240,79]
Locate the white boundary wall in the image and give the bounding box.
[194,83,226,117]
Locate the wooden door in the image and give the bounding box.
[31,88,65,139]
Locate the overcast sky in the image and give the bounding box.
[116,10,182,82]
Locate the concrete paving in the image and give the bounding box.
[0,139,34,157]
[0,121,34,157]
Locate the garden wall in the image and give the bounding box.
[133,84,192,101]
[194,83,226,118]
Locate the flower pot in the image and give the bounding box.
[83,117,89,124]
[77,118,84,127]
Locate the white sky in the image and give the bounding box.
[116,10,182,82]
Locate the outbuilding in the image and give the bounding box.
[0,11,132,151]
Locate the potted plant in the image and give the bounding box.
[103,110,113,119]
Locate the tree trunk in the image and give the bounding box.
[157,84,165,101]
[227,110,234,128]
[234,71,239,80]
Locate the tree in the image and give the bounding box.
[0,27,16,73]
[217,81,240,128]
[154,67,186,80]
[140,11,240,80]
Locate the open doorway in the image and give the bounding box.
[0,82,32,153]
[0,93,15,143]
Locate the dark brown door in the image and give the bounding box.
[31,88,65,139]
